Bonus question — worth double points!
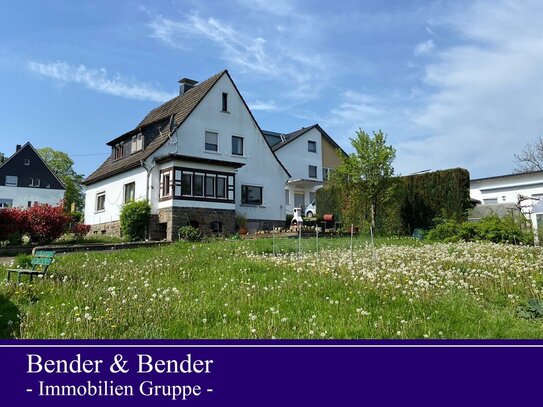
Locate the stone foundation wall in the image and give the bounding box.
[88,220,121,237]
[158,207,236,241]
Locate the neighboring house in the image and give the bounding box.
[530,200,543,244]
[470,171,543,215]
[0,142,65,208]
[83,70,290,240]
[263,125,346,215]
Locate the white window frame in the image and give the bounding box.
[241,185,263,206]
[308,140,317,153]
[123,182,136,203]
[205,131,219,152]
[131,133,144,153]
[95,192,106,212]
[5,175,17,187]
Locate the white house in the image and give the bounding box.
[83,70,290,240]
[0,142,65,208]
[263,125,346,215]
[470,171,543,215]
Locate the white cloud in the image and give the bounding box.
[28,61,176,102]
[236,0,294,16]
[414,39,435,57]
[400,0,543,177]
[148,15,277,76]
[147,13,334,102]
[248,100,281,112]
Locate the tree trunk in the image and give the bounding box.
[370,202,376,232]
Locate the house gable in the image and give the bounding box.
[83,71,226,185]
[0,143,64,190]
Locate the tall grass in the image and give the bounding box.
[0,236,542,339]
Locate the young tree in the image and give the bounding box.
[332,129,396,232]
[38,147,85,212]
[514,136,543,172]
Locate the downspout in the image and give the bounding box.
[140,158,156,240]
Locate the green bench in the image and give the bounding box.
[6,251,56,283]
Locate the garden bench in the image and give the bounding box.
[6,250,56,284]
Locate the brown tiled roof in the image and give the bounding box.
[84,70,226,185]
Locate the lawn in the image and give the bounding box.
[1,236,542,339]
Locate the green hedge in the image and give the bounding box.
[316,168,471,235]
[398,168,472,234]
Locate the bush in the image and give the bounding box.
[426,215,533,245]
[178,226,201,242]
[71,223,91,239]
[26,204,71,244]
[426,220,461,242]
[0,207,28,244]
[15,253,32,269]
[120,200,151,241]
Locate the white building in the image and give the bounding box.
[470,171,543,215]
[84,70,290,239]
[263,125,346,216]
[0,142,65,208]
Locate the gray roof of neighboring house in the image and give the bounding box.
[471,170,543,183]
[468,203,521,220]
[265,124,347,156]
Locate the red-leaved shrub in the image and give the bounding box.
[26,203,72,244]
[0,207,29,244]
[71,223,91,239]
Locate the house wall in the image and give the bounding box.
[322,137,342,169]
[174,74,289,223]
[84,166,148,226]
[276,128,325,214]
[0,185,64,208]
[275,128,323,182]
[470,172,543,213]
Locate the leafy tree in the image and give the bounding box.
[332,129,396,232]
[38,147,85,213]
[514,136,543,172]
[0,151,5,164]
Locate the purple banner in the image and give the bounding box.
[0,340,540,405]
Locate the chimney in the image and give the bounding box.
[178,78,198,95]
[16,144,21,152]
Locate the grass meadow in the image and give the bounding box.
[1,235,543,339]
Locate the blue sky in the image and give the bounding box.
[1,0,542,179]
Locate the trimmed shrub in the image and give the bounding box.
[120,200,151,241]
[178,226,201,242]
[26,203,71,244]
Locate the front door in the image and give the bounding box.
[294,192,305,208]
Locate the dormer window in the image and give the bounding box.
[114,143,124,160]
[132,133,144,153]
